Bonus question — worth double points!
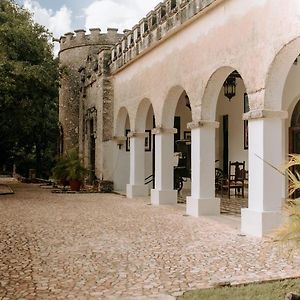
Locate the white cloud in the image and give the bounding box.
[84,0,160,32]
[23,0,73,54]
[21,0,160,54]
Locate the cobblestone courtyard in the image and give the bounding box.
[0,180,299,299]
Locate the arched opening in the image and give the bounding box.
[289,100,300,199]
[265,36,300,111]
[173,91,192,201]
[203,67,249,215]
[115,107,130,137]
[289,99,300,154]
[134,99,156,190]
[276,43,300,199]
[282,54,300,161]
[264,38,300,200]
[113,107,131,192]
[158,86,192,204]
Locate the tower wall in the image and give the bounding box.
[58,28,123,154]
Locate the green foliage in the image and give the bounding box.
[52,156,68,181]
[275,154,300,252]
[52,150,87,182]
[0,0,59,178]
[65,150,87,181]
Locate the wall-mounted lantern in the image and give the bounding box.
[223,76,236,101]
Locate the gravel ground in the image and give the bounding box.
[0,179,299,300]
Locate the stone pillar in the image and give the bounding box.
[126,132,149,198]
[151,127,177,205]
[241,109,287,237]
[186,121,220,216]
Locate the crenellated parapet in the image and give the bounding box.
[58,27,123,154]
[59,28,123,53]
[110,0,217,72]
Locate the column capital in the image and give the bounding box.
[127,131,147,138]
[187,120,219,129]
[243,109,288,121]
[151,127,177,135]
[112,136,127,142]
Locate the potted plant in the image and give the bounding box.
[52,156,69,187]
[65,149,87,191]
[52,150,87,191]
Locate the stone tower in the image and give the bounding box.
[58,28,123,154]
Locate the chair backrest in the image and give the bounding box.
[228,161,246,181]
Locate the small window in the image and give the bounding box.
[161,7,166,18]
[144,22,148,33]
[152,15,157,27]
[171,0,177,10]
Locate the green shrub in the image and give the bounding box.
[52,149,87,182]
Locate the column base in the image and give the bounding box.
[241,208,282,237]
[151,189,177,205]
[186,196,220,216]
[126,184,149,199]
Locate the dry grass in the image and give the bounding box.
[275,154,300,253]
[179,279,300,300]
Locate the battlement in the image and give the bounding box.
[110,0,217,72]
[59,28,124,52]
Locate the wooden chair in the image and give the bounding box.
[221,161,246,198]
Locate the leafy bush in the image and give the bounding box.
[65,149,86,181]
[52,156,68,182]
[52,149,87,182]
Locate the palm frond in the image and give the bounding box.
[275,154,300,252]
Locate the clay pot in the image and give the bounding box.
[69,179,81,191]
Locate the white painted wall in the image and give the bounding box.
[111,0,300,196]
[113,117,130,192]
[113,0,300,126]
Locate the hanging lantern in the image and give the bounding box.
[223,76,236,100]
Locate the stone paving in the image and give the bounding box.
[178,193,248,216]
[0,179,299,300]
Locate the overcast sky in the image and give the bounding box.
[15,0,160,54]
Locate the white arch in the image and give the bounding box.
[265,36,300,111]
[134,98,156,132]
[115,106,130,136]
[161,85,189,128]
[200,66,248,121]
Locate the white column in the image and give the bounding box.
[151,128,177,205]
[241,111,287,237]
[186,121,220,216]
[126,132,148,198]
